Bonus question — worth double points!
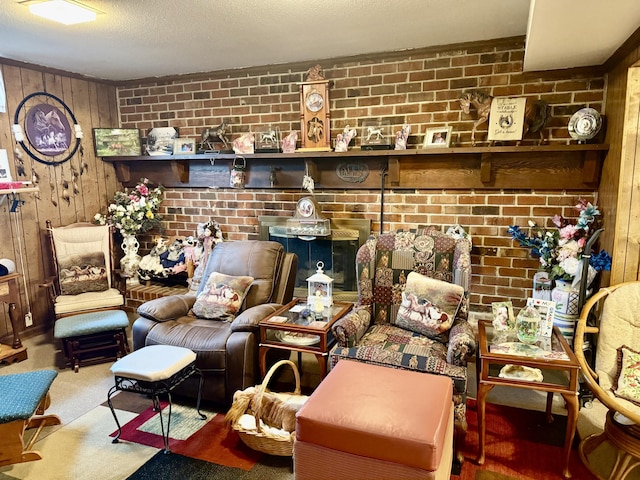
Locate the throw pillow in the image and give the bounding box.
[57,252,109,296]
[192,271,254,320]
[395,271,464,340]
[613,345,640,406]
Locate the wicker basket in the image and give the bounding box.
[229,359,307,456]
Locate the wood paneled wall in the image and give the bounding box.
[0,62,120,342]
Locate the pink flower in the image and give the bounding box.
[552,214,564,228]
[137,184,149,196]
[559,224,578,240]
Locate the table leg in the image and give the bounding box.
[476,382,494,465]
[315,353,328,379]
[546,391,554,423]
[7,303,22,349]
[560,391,579,479]
[259,347,269,378]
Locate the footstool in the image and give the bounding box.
[294,361,454,480]
[107,345,205,453]
[54,309,130,372]
[0,369,61,466]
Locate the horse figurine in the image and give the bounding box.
[460,90,551,146]
[201,121,230,150]
[459,89,493,146]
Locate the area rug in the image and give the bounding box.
[127,451,293,480]
[108,399,262,470]
[456,399,596,480]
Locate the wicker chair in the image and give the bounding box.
[574,281,640,480]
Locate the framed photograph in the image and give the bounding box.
[93,128,141,157]
[526,298,557,337]
[173,138,196,155]
[423,126,452,148]
[146,127,178,155]
[491,301,515,331]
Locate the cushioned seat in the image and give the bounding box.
[295,361,453,479]
[54,310,129,339]
[0,370,61,467]
[108,345,204,453]
[53,288,124,316]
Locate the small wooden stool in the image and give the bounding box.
[0,369,61,467]
[295,361,454,480]
[107,345,205,453]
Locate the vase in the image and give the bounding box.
[516,306,541,344]
[551,279,580,316]
[551,279,580,347]
[120,233,141,284]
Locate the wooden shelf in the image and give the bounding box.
[101,144,609,191]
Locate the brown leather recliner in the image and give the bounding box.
[132,241,298,405]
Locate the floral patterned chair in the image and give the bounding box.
[329,227,475,458]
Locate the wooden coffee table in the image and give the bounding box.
[259,298,352,380]
[475,319,580,479]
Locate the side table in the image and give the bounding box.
[259,298,352,380]
[0,273,27,364]
[475,319,580,479]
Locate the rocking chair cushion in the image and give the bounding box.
[54,288,124,315]
[0,370,58,423]
[613,345,640,406]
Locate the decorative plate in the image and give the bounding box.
[568,108,602,141]
[275,330,320,346]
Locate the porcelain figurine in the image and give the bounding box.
[232,132,255,154]
[282,130,298,153]
[394,123,411,150]
[334,125,357,152]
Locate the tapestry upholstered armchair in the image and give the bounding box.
[329,227,475,446]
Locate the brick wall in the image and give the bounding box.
[117,38,605,313]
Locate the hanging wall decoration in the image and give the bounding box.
[12,91,87,205]
[13,92,82,166]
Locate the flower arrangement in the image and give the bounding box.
[507,199,612,282]
[94,178,164,236]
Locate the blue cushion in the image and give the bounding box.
[0,370,58,423]
[54,310,129,339]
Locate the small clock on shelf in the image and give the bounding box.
[298,64,331,151]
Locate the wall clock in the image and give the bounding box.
[13,91,81,166]
[298,65,331,151]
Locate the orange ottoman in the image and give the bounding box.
[294,361,453,480]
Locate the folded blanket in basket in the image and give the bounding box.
[225,386,307,432]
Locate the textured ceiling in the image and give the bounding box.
[0,0,638,82]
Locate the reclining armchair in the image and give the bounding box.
[132,240,297,405]
[329,227,475,452]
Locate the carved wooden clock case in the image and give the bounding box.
[298,80,331,151]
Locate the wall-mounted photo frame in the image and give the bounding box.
[173,138,196,155]
[491,301,515,331]
[423,126,452,148]
[93,128,141,157]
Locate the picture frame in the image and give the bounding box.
[525,298,557,337]
[93,128,141,157]
[491,301,515,331]
[0,149,12,181]
[173,138,196,155]
[146,127,178,155]
[423,126,452,148]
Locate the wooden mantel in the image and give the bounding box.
[102,144,609,191]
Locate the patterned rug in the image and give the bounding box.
[113,392,598,480]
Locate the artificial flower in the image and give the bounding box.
[507,200,612,282]
[94,178,164,236]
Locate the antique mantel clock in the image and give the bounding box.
[298,64,331,151]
